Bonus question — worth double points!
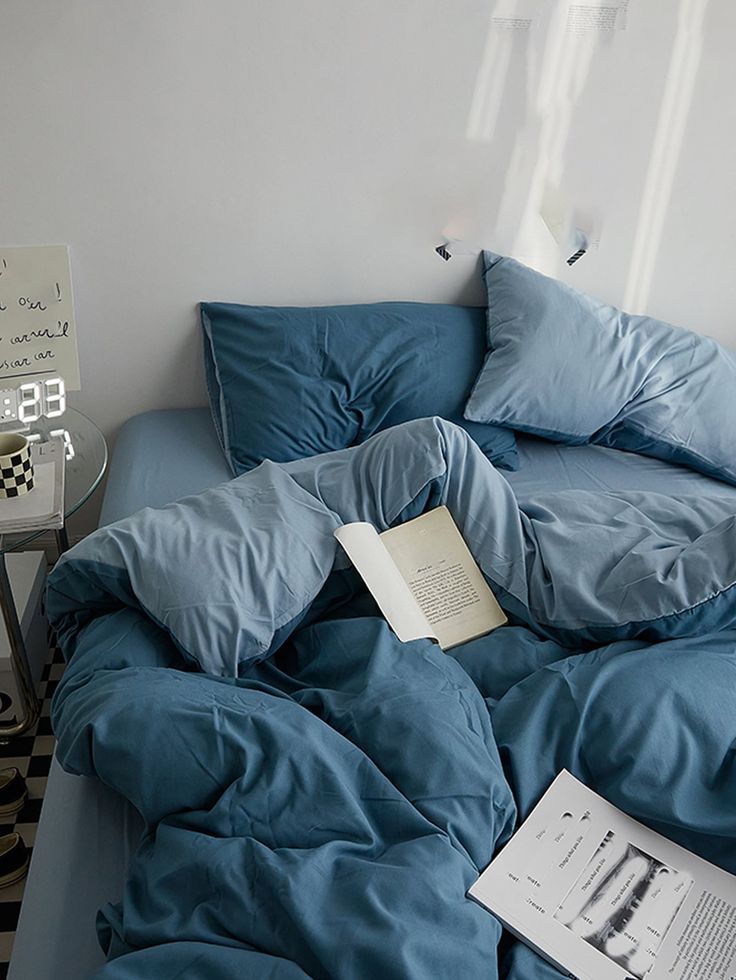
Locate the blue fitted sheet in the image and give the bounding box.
[99,408,232,524]
[507,433,736,500]
[103,412,736,527]
[12,410,736,980]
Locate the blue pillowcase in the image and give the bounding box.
[464,251,736,485]
[201,301,518,474]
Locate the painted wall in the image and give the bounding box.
[1,1,734,530]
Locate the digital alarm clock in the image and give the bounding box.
[0,376,66,424]
[0,376,74,460]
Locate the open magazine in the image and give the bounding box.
[334,506,506,650]
[469,771,736,980]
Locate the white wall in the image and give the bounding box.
[1,1,735,530]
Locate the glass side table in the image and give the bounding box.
[0,408,107,739]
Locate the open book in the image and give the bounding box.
[334,505,507,650]
[469,771,736,980]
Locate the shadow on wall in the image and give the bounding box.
[463,0,710,308]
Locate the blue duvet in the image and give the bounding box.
[48,419,736,979]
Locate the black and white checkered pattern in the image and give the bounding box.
[0,645,60,977]
[0,454,33,499]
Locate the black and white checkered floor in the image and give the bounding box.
[0,646,61,978]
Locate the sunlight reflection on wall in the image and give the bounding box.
[464,0,710,315]
[623,0,709,313]
[467,2,602,276]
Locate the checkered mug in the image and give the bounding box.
[0,433,34,498]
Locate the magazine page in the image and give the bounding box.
[469,771,736,980]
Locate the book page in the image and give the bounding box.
[333,523,438,645]
[469,771,736,980]
[379,506,507,650]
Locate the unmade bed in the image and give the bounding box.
[11,414,736,980]
[10,253,736,979]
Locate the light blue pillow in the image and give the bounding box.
[464,251,736,485]
[201,301,518,474]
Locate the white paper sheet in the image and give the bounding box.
[0,245,80,389]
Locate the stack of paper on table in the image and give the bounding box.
[0,437,66,533]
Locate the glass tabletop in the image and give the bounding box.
[0,407,107,555]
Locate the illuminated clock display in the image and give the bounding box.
[26,427,75,461]
[0,376,66,423]
[0,376,73,460]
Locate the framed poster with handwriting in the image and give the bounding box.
[0,245,81,389]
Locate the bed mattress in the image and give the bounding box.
[10,409,736,980]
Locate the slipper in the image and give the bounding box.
[0,832,29,888]
[0,767,28,817]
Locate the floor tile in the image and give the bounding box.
[0,742,32,762]
[0,762,28,780]
[24,775,48,798]
[0,904,21,935]
[11,824,37,849]
[30,736,54,756]
[27,754,51,777]
[34,717,53,738]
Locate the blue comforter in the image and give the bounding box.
[48,419,736,979]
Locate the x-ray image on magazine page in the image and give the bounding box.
[554,833,692,978]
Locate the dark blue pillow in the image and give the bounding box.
[465,252,736,485]
[201,301,518,474]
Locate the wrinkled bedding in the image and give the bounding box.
[48,418,736,979]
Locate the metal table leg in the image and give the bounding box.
[55,525,70,554]
[0,553,41,740]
